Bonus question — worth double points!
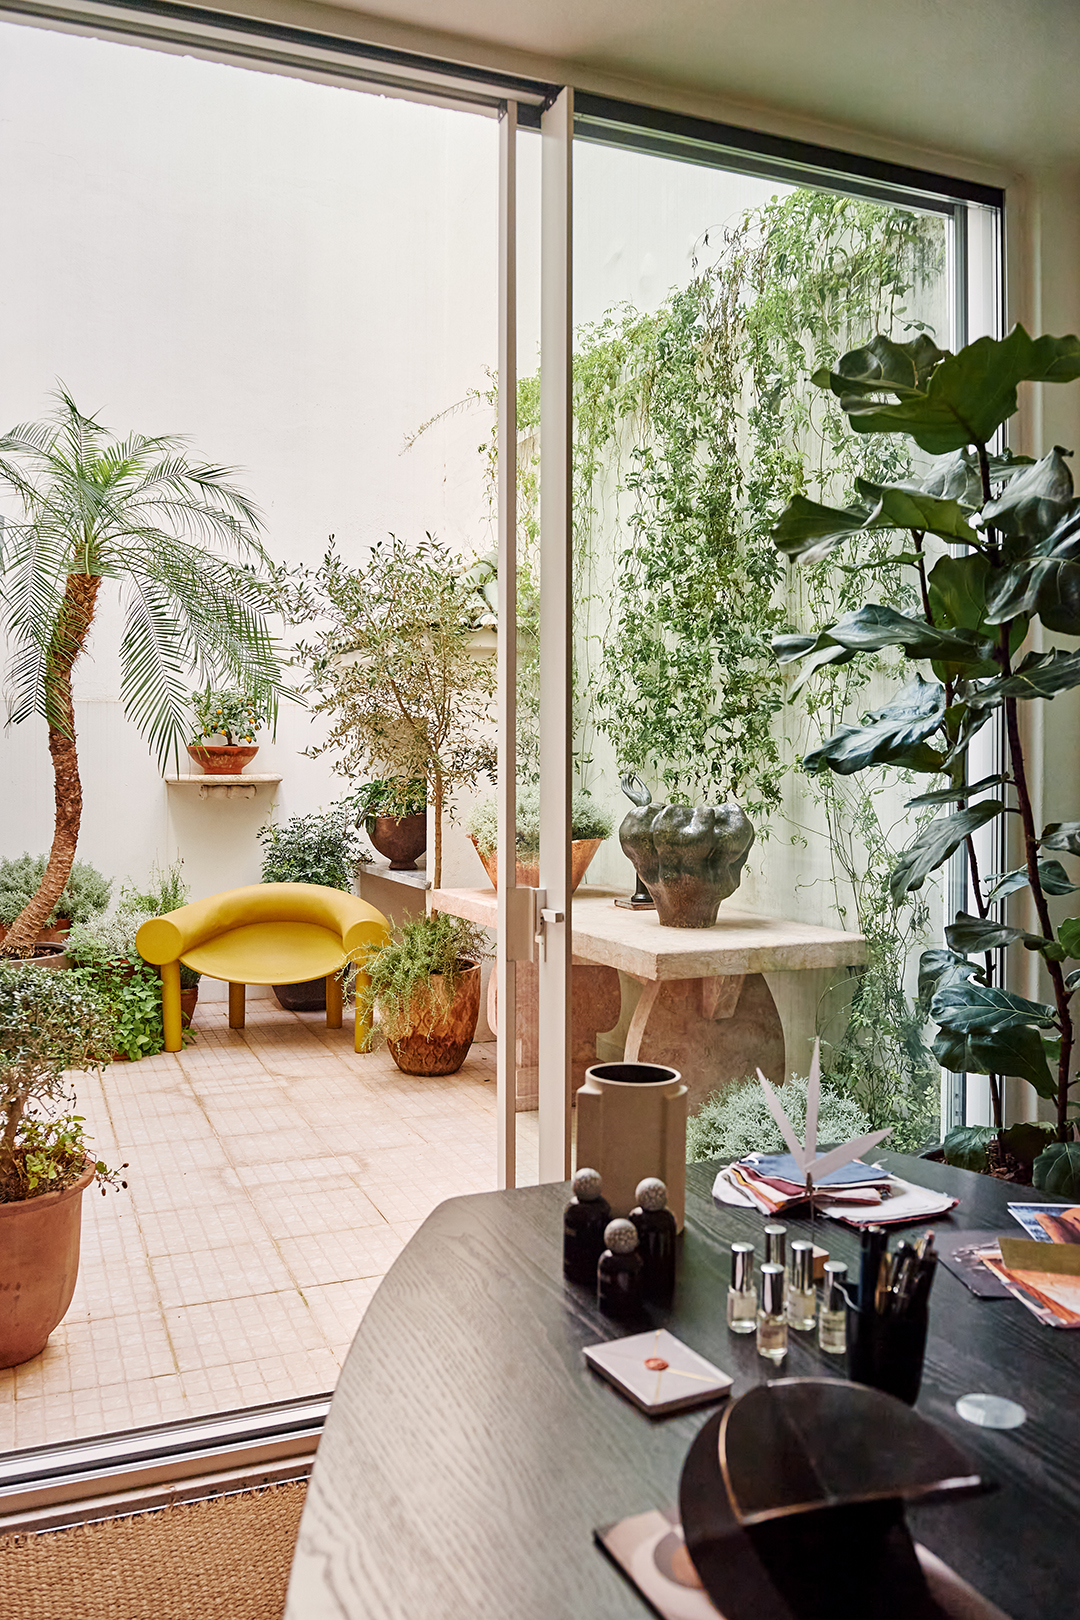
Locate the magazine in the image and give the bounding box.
[1007,1203,1080,1244]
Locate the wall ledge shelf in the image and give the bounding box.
[165,774,281,800]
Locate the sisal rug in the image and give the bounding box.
[0,1479,307,1620]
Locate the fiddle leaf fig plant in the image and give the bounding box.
[771,325,1080,1193]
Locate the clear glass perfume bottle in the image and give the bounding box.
[787,1241,817,1331]
[757,1263,788,1364]
[726,1241,756,1333]
[819,1260,848,1355]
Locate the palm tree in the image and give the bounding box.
[0,390,285,956]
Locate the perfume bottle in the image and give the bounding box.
[757,1263,788,1364]
[597,1219,644,1319]
[763,1222,788,1292]
[726,1241,756,1333]
[819,1260,848,1355]
[563,1167,611,1285]
[630,1177,677,1304]
[787,1241,817,1332]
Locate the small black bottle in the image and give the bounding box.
[630,1176,677,1304]
[597,1218,644,1319]
[563,1167,611,1284]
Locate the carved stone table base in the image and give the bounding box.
[624,971,784,1116]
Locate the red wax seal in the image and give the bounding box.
[644,1356,669,1371]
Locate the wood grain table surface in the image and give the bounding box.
[286,1155,1078,1620]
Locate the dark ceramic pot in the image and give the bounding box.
[366,812,428,870]
[619,802,754,928]
[273,977,328,1012]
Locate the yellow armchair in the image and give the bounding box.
[136,883,390,1053]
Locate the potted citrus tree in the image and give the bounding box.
[188,686,269,775]
[0,963,122,1367]
[358,912,488,1076]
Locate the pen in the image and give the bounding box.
[859,1224,887,1315]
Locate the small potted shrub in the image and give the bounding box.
[466,789,613,893]
[188,686,269,775]
[0,854,111,960]
[257,806,368,1011]
[359,912,488,1076]
[0,963,123,1367]
[352,778,428,870]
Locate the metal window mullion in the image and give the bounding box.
[496,100,518,1190]
[538,86,573,1183]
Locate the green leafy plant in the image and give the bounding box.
[258,806,367,891]
[16,1113,125,1198]
[0,389,285,956]
[0,853,111,927]
[770,324,1080,1192]
[687,1072,870,1163]
[348,779,428,822]
[118,863,200,987]
[466,789,613,861]
[278,534,496,888]
[65,909,172,1059]
[0,963,119,1201]
[358,912,489,1047]
[191,686,268,745]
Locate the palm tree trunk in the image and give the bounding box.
[2,573,100,957]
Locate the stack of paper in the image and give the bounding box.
[713,1158,957,1226]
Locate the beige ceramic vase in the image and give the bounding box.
[574,1061,688,1231]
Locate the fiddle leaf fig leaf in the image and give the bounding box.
[816,327,1080,455]
[967,647,1080,706]
[771,496,871,564]
[927,553,991,630]
[1056,918,1080,958]
[945,911,1030,952]
[774,604,994,673]
[771,483,978,565]
[906,773,1007,807]
[889,802,1003,903]
[918,947,982,1013]
[987,859,1080,901]
[803,675,945,777]
[980,446,1075,535]
[931,1021,1059,1097]
[930,977,1057,1034]
[1000,1121,1057,1165]
[942,1124,998,1172]
[921,447,1033,505]
[853,480,980,543]
[984,507,1080,634]
[1033,1142,1080,1199]
[1042,823,1080,857]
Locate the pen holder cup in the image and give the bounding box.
[846,1305,928,1406]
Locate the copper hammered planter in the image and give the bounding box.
[470,836,602,894]
[186,744,259,775]
[387,961,481,1077]
[0,1157,96,1368]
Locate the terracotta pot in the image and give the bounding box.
[180,985,199,1028]
[273,977,327,1012]
[470,837,602,894]
[575,1061,688,1231]
[0,1156,95,1368]
[386,961,481,1077]
[367,812,428,870]
[0,944,69,969]
[186,744,259,775]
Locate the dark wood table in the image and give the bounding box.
[285,1155,1078,1620]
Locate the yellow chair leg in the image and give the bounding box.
[229,982,246,1029]
[326,973,343,1029]
[354,971,371,1053]
[161,961,183,1053]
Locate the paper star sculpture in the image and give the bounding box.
[755,1038,890,1192]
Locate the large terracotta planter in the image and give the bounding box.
[367,812,427,870]
[470,837,602,894]
[619,803,754,928]
[180,984,199,1027]
[575,1061,688,1231]
[387,961,481,1076]
[186,744,259,775]
[0,1157,95,1368]
[0,943,69,969]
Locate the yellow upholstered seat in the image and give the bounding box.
[136,883,390,1053]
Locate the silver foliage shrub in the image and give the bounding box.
[687,1072,871,1163]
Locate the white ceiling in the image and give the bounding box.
[307,0,1080,169]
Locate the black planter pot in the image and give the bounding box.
[273,977,327,1012]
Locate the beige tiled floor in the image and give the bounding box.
[1,1001,538,1453]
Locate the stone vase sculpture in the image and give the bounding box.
[575,1061,688,1231]
[619,802,754,928]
